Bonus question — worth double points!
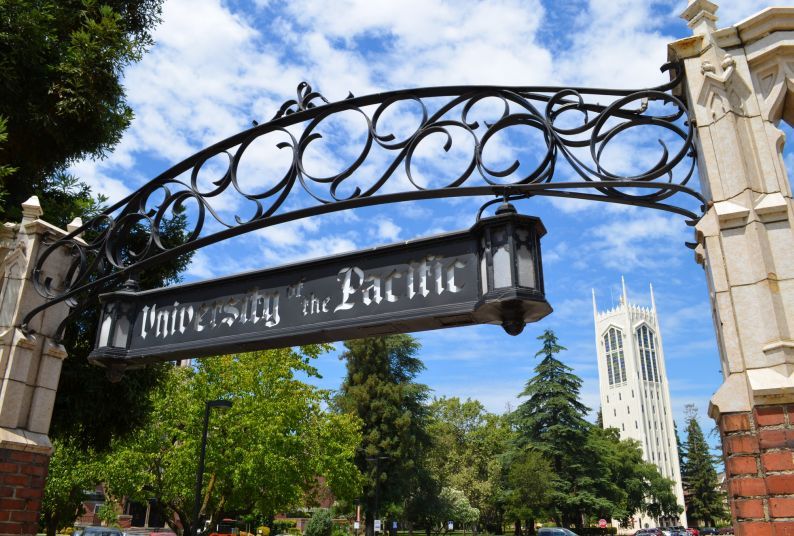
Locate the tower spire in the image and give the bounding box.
[650,282,657,314]
[592,288,598,319]
[621,275,629,306]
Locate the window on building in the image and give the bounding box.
[614,408,617,417]
[637,325,660,382]
[627,406,630,414]
[635,420,638,429]
[604,327,627,386]
[622,423,625,431]
[631,389,634,397]
[606,395,609,403]
[619,392,622,400]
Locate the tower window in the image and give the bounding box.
[604,327,627,386]
[637,325,660,383]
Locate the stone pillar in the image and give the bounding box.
[669,2,794,533]
[0,197,76,535]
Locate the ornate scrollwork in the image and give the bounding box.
[23,62,704,335]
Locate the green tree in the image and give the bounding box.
[681,405,726,526]
[336,335,431,536]
[305,510,334,536]
[0,0,163,220]
[0,117,16,193]
[675,421,686,481]
[505,449,554,535]
[586,427,681,526]
[426,397,510,532]
[512,330,591,527]
[102,347,362,535]
[0,3,191,531]
[41,437,99,536]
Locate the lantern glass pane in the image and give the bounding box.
[515,228,536,288]
[480,237,489,295]
[491,226,512,288]
[113,315,130,347]
[99,313,112,347]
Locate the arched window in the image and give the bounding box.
[603,327,627,386]
[637,325,660,382]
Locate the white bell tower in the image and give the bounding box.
[593,278,686,529]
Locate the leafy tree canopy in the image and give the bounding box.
[0,0,163,220]
[102,347,362,535]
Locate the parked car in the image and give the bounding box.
[699,529,718,535]
[537,528,579,536]
[73,528,125,536]
[686,528,700,536]
[634,529,664,535]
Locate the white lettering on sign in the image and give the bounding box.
[327,254,466,316]
[138,253,467,341]
[141,287,280,341]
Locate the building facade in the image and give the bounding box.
[593,278,686,529]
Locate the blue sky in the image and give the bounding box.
[71,0,791,438]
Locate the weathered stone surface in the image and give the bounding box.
[0,202,74,535]
[670,1,794,531]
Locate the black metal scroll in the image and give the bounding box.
[23,62,704,336]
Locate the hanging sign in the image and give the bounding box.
[90,212,552,367]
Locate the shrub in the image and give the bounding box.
[273,520,297,535]
[257,527,271,536]
[305,510,333,536]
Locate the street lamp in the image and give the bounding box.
[192,399,233,536]
[471,202,552,335]
[365,455,390,534]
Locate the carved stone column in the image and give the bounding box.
[0,197,76,535]
[669,2,794,533]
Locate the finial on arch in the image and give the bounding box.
[681,0,719,35]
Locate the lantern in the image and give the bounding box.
[471,202,552,335]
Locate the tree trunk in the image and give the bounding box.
[513,520,521,536]
[525,519,535,536]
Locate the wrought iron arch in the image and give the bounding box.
[23,62,705,338]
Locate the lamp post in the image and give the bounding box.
[192,399,233,536]
[365,455,390,534]
[471,202,552,335]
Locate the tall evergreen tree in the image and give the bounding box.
[336,336,432,536]
[0,0,164,220]
[681,405,726,526]
[674,421,686,480]
[512,330,591,527]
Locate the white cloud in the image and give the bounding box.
[372,218,401,242]
[588,213,689,270]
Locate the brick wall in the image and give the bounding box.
[721,405,794,536]
[0,447,49,536]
